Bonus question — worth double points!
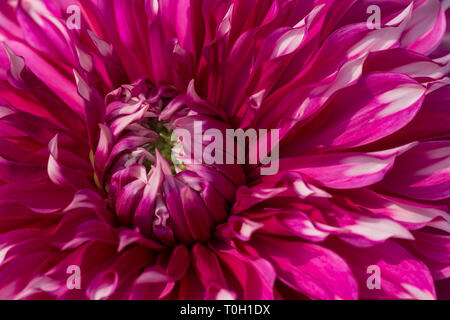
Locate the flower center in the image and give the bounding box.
[95,79,244,246]
[146,121,174,161]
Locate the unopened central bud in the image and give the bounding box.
[96,78,243,246]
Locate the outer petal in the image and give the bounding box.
[380,141,450,200]
[252,235,358,300]
[257,146,413,190]
[328,239,437,300]
[282,73,425,154]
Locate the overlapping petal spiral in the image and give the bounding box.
[0,0,449,300]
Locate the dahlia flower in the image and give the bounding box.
[0,0,449,300]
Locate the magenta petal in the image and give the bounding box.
[136,245,190,284]
[401,0,447,54]
[380,141,450,200]
[284,73,426,154]
[329,239,437,300]
[272,150,397,189]
[252,235,358,300]
[213,240,276,300]
[191,243,229,299]
[0,180,72,213]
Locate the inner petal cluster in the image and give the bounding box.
[94,79,242,246]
